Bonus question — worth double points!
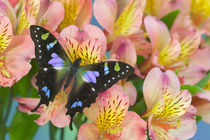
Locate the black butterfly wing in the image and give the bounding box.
[66,61,134,130]
[30,25,71,112]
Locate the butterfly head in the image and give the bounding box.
[73,58,82,68]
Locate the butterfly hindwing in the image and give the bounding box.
[66,61,134,130]
[30,25,71,112]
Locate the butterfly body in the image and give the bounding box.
[30,25,134,130]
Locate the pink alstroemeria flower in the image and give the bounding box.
[0,15,34,87]
[179,46,210,123]
[79,85,147,140]
[142,67,196,140]
[93,0,151,56]
[17,24,107,127]
[55,0,92,31]
[14,91,70,127]
[139,16,201,75]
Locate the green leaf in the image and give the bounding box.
[180,85,204,95]
[137,55,146,65]
[195,73,210,88]
[195,115,202,123]
[131,98,147,115]
[9,112,39,140]
[160,10,180,30]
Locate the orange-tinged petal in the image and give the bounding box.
[159,34,181,67]
[16,0,40,35]
[78,123,100,140]
[75,0,92,27]
[152,125,178,140]
[144,16,170,51]
[111,0,146,41]
[37,1,64,31]
[110,36,136,66]
[51,107,70,128]
[93,0,117,34]
[57,0,85,30]
[0,15,12,53]
[120,111,147,140]
[14,97,43,114]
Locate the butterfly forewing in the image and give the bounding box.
[66,61,134,130]
[30,25,71,112]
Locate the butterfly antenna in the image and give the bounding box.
[31,102,42,112]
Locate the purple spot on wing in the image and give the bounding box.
[83,71,99,83]
[93,71,99,77]
[48,53,64,67]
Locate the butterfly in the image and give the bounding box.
[30,25,134,130]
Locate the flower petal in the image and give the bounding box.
[60,24,107,53]
[58,0,85,30]
[76,0,92,27]
[78,123,99,140]
[0,0,17,29]
[169,105,197,140]
[110,36,136,66]
[16,0,40,34]
[37,1,64,31]
[143,67,165,111]
[112,0,146,40]
[3,35,35,82]
[51,107,70,128]
[14,97,43,114]
[93,0,117,34]
[159,34,181,67]
[165,69,180,95]
[0,15,12,53]
[123,81,137,106]
[144,16,170,51]
[120,111,147,140]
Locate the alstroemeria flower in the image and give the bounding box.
[142,67,196,140]
[0,15,34,87]
[93,0,146,43]
[139,16,201,75]
[59,24,107,65]
[55,0,92,31]
[79,85,147,140]
[14,91,70,127]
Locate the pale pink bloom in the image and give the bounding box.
[192,90,210,123]
[93,0,146,42]
[35,0,65,32]
[139,16,201,75]
[79,85,147,140]
[0,15,34,87]
[142,67,196,140]
[109,36,137,106]
[14,91,70,127]
[59,24,107,65]
[179,46,210,85]
[56,0,92,31]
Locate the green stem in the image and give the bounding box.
[49,123,56,140]
[3,87,13,123]
[60,128,64,140]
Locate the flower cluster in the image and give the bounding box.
[1,0,209,139]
